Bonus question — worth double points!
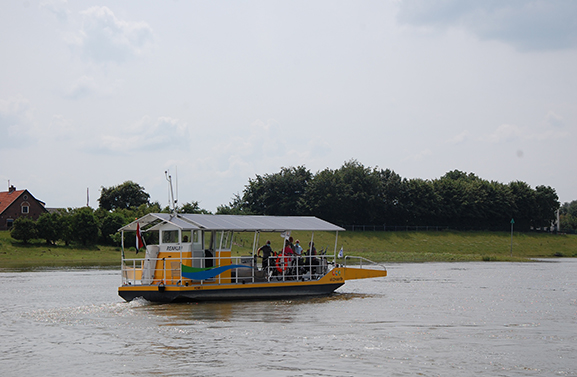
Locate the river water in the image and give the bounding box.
[1,260,576,376]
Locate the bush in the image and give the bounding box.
[36,212,62,245]
[10,217,37,244]
[71,207,99,246]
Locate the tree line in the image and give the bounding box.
[218,160,560,232]
[9,163,568,246]
[560,200,577,232]
[10,181,209,246]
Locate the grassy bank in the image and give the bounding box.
[1,230,576,269]
[0,231,138,269]
[235,230,577,263]
[335,230,577,262]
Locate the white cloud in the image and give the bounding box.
[41,0,71,23]
[484,120,569,144]
[405,148,433,161]
[72,6,155,63]
[545,111,564,128]
[64,75,119,99]
[446,130,469,145]
[485,124,524,143]
[44,114,75,141]
[397,0,577,51]
[64,75,97,99]
[95,116,191,153]
[0,95,35,147]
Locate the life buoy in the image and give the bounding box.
[276,254,290,273]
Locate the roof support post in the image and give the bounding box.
[333,230,339,262]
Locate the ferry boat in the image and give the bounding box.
[118,213,387,302]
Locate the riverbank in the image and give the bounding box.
[0,231,137,269]
[1,230,576,268]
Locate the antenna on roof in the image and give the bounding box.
[165,170,177,215]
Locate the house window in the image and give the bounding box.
[6,219,14,229]
[21,203,30,214]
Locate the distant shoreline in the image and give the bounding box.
[2,230,576,269]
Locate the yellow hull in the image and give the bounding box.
[118,266,386,302]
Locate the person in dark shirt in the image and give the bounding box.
[306,242,319,275]
[257,240,273,272]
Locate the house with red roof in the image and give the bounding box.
[0,185,48,230]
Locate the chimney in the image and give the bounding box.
[8,185,16,193]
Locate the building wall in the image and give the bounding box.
[0,190,48,231]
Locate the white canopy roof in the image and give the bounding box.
[119,213,344,232]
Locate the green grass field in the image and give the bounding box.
[1,229,576,269]
[0,231,138,269]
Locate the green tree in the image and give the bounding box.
[10,217,37,244]
[562,200,577,218]
[98,181,150,211]
[72,207,99,246]
[376,169,406,225]
[178,201,211,214]
[99,211,127,245]
[533,186,559,229]
[243,166,312,216]
[403,178,439,226]
[334,160,383,225]
[59,210,75,246]
[433,175,467,227]
[301,168,344,224]
[36,212,62,245]
[560,201,577,232]
[114,202,163,221]
[217,193,251,214]
[509,181,537,232]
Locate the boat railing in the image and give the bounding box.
[121,254,331,286]
[342,255,387,271]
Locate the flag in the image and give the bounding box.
[280,231,291,239]
[338,247,343,258]
[136,223,145,253]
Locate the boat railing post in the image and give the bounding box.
[162,258,166,285]
[253,231,259,283]
[333,231,339,265]
[295,256,299,281]
[120,229,125,285]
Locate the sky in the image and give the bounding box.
[1,0,576,212]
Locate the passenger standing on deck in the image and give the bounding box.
[294,239,303,269]
[288,236,295,252]
[257,240,273,272]
[306,242,319,274]
[294,240,303,256]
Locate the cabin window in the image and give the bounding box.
[192,230,200,244]
[162,230,179,244]
[182,230,192,243]
[215,231,233,251]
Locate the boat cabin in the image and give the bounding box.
[119,213,344,287]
